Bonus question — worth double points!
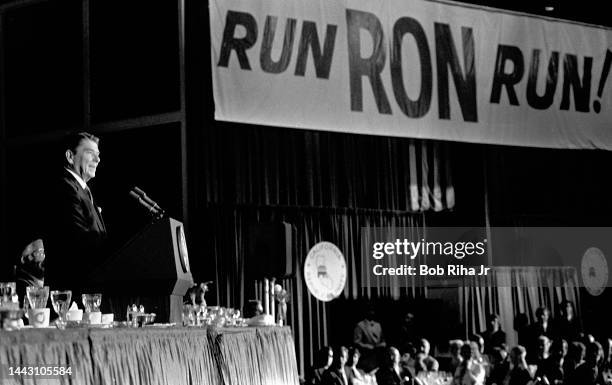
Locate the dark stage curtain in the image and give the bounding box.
[193,124,455,378]
[198,124,455,212]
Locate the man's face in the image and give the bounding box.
[67,139,100,183]
[489,317,499,331]
[340,350,348,366]
[327,350,334,367]
[419,340,430,355]
[538,338,550,355]
[391,348,400,365]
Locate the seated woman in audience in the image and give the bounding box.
[470,334,491,376]
[345,347,376,385]
[535,338,567,385]
[454,341,485,385]
[308,346,334,385]
[503,346,533,385]
[322,346,349,385]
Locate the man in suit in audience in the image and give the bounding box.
[43,132,108,288]
[376,347,419,385]
[481,314,506,354]
[354,306,386,372]
[526,307,554,363]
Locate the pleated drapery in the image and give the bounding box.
[199,124,455,212]
[0,327,299,385]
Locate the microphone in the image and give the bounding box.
[132,187,164,214]
[129,190,159,216]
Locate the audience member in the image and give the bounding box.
[308,346,334,385]
[555,300,581,343]
[322,346,349,385]
[487,346,509,385]
[513,313,529,347]
[527,308,555,350]
[469,334,491,375]
[453,341,485,385]
[345,347,375,385]
[447,339,464,375]
[503,346,533,385]
[481,314,506,354]
[376,346,420,385]
[535,338,567,385]
[397,311,420,349]
[563,341,586,379]
[529,335,551,367]
[354,306,386,372]
[566,341,605,385]
[415,338,439,374]
[399,344,418,379]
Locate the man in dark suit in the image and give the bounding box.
[43,132,107,289]
[376,347,418,385]
[526,307,555,363]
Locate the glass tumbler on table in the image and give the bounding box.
[81,293,102,312]
[50,290,72,328]
[26,286,49,309]
[0,282,16,307]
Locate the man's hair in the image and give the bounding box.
[535,307,550,318]
[63,132,99,167]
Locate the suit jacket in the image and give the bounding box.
[321,367,347,385]
[43,169,108,287]
[376,366,403,385]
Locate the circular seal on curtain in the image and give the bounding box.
[581,247,608,296]
[304,242,346,302]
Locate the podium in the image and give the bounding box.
[87,217,194,323]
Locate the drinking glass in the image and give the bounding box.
[182,304,195,326]
[50,290,72,327]
[0,282,16,307]
[81,293,102,312]
[26,286,49,309]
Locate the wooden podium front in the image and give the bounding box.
[86,217,194,323]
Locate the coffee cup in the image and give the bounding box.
[101,313,114,324]
[84,311,102,325]
[28,308,50,328]
[65,309,83,322]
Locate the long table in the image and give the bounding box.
[0,326,300,385]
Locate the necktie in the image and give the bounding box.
[85,186,106,232]
[84,186,94,204]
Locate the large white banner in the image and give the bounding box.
[210,0,612,150]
